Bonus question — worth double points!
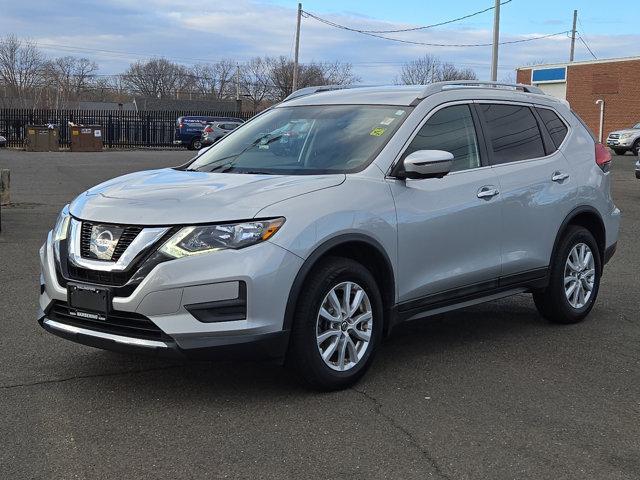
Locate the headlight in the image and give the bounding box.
[620,133,632,139]
[159,217,285,258]
[53,205,70,242]
[52,205,70,262]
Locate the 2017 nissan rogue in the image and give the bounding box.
[39,82,620,390]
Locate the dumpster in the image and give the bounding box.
[70,125,103,152]
[25,125,59,152]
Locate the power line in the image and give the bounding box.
[577,17,597,59]
[312,0,513,34]
[578,35,597,60]
[302,12,571,48]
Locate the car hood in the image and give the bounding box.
[70,168,345,225]
[610,129,640,136]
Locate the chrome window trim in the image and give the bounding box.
[43,318,170,348]
[67,218,169,272]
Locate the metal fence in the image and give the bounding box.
[0,108,257,149]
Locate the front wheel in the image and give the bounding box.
[612,148,626,156]
[287,257,383,390]
[533,226,601,324]
[189,137,202,150]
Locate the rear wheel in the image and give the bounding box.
[533,226,601,324]
[633,139,640,156]
[287,257,383,390]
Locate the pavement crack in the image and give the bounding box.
[351,386,453,480]
[0,364,183,390]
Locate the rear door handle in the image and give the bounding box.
[477,186,500,199]
[552,171,570,182]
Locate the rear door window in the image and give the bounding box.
[479,104,546,164]
[536,108,568,149]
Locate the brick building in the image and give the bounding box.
[516,57,640,141]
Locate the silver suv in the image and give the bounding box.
[606,122,640,155]
[39,82,620,390]
[201,121,243,147]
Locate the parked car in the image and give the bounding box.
[201,120,244,146]
[38,82,620,390]
[606,122,640,155]
[174,116,244,150]
[0,135,7,147]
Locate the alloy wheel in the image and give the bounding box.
[564,242,596,309]
[315,281,373,371]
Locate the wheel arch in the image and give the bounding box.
[283,234,396,336]
[552,206,606,265]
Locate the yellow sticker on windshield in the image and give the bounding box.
[370,127,386,137]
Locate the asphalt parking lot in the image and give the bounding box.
[1,149,639,479]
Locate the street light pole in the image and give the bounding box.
[490,0,501,81]
[292,3,302,93]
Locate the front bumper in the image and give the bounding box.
[607,137,633,148]
[39,230,303,359]
[38,311,290,360]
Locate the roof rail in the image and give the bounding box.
[282,84,369,102]
[417,80,545,99]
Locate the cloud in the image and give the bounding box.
[1,0,639,82]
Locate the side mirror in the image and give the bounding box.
[401,150,454,179]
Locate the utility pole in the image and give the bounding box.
[490,0,501,81]
[235,63,241,114]
[235,63,240,101]
[292,3,302,93]
[569,9,578,62]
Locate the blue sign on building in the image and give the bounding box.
[532,67,567,83]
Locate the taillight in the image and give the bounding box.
[204,126,213,133]
[178,123,184,129]
[595,143,612,170]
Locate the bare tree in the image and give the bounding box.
[122,58,191,98]
[45,56,98,108]
[266,56,360,101]
[398,54,477,84]
[190,60,236,99]
[0,34,46,106]
[240,57,272,109]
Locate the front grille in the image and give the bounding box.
[66,264,131,286]
[609,134,620,139]
[80,221,143,261]
[48,301,168,341]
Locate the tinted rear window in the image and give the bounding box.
[537,108,568,148]
[480,104,546,164]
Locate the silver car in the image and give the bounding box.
[606,122,640,156]
[39,82,620,390]
[201,121,243,146]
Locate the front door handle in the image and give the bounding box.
[477,186,500,199]
[552,171,570,182]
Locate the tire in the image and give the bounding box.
[189,137,202,150]
[286,257,383,390]
[612,148,626,156]
[533,226,601,324]
[633,139,640,156]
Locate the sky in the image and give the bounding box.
[2,0,639,84]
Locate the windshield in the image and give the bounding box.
[633,123,640,129]
[186,105,410,175]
